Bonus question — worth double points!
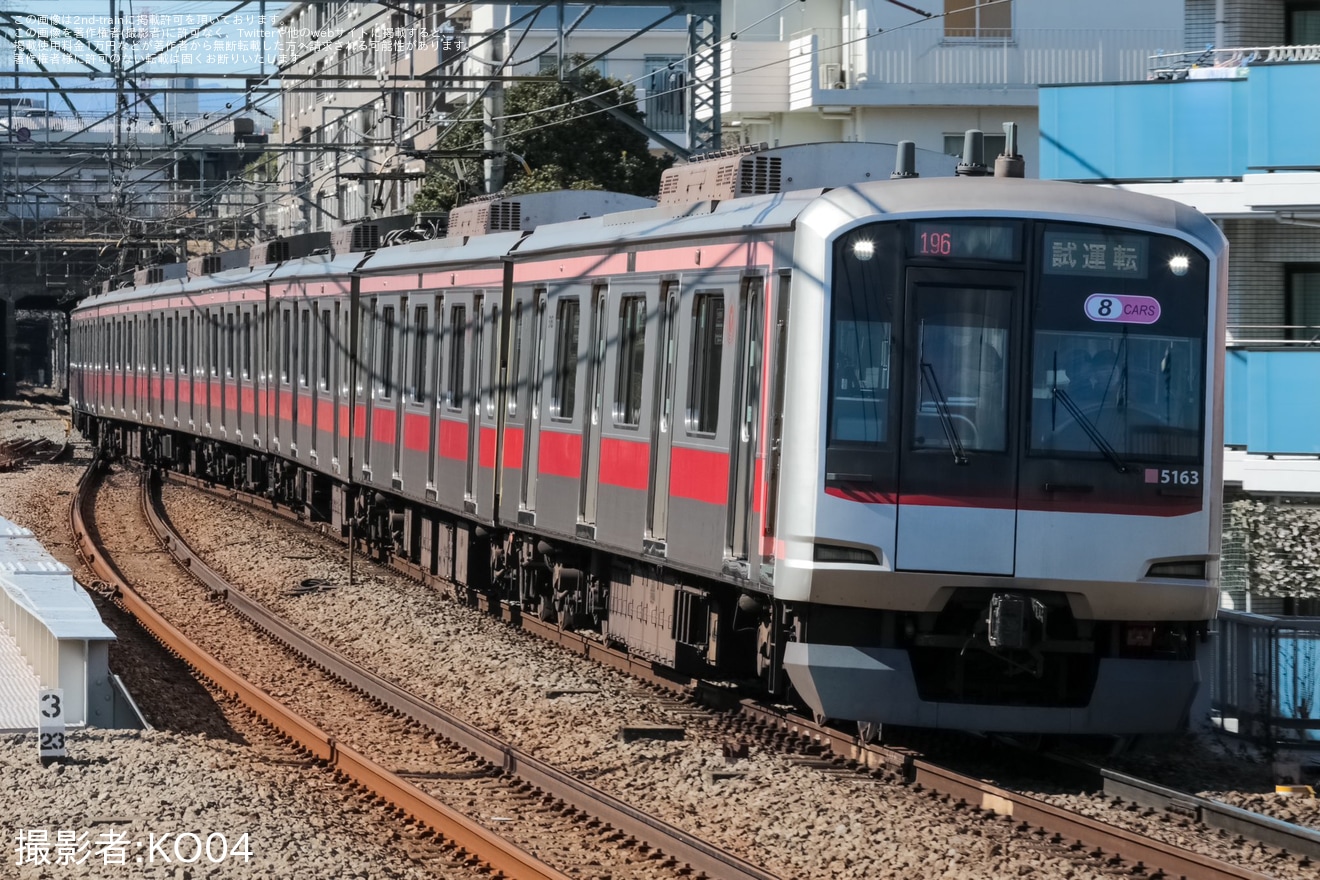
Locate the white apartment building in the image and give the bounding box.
[719,0,1184,175]
[274,0,1185,234]
[275,1,690,235]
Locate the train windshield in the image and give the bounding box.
[915,286,1010,453]
[1028,224,1209,463]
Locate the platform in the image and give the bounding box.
[0,516,122,728]
[0,619,40,732]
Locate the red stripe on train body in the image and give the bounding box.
[669,446,729,505]
[438,418,466,460]
[479,426,497,470]
[502,426,525,470]
[402,412,430,451]
[372,407,396,444]
[598,436,650,491]
[539,430,582,478]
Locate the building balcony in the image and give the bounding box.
[1224,341,1320,493]
[1041,54,1320,181]
[769,25,1176,112]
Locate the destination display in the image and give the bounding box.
[1043,230,1148,279]
[911,221,1019,261]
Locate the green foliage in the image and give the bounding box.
[410,62,673,213]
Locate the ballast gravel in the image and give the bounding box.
[0,402,480,879]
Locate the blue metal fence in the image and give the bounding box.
[1214,610,1320,748]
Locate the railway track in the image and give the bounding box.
[0,436,68,471]
[152,467,1317,880]
[71,458,780,880]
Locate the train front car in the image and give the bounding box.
[776,178,1226,735]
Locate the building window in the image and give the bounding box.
[687,293,724,434]
[614,296,647,426]
[1288,3,1320,44]
[1286,266,1320,341]
[645,56,686,133]
[945,0,1012,39]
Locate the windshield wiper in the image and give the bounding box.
[920,361,969,465]
[1052,386,1130,474]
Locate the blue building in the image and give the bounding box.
[1040,0,1320,746]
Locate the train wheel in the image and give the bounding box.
[857,721,882,744]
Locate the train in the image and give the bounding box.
[68,138,1227,736]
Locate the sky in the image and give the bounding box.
[5,1,292,114]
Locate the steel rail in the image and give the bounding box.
[158,471,1285,880]
[1102,769,1320,861]
[143,470,780,880]
[68,459,575,880]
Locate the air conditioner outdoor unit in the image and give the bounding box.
[820,63,845,90]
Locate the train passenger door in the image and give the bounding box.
[578,285,608,532]
[464,294,485,504]
[646,282,679,548]
[728,278,764,566]
[519,291,547,519]
[895,269,1021,575]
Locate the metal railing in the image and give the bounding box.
[1149,44,1320,80]
[785,25,1177,88]
[1214,610,1320,749]
[1227,325,1320,347]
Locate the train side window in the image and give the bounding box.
[431,295,444,408]
[379,305,395,399]
[227,313,236,378]
[300,309,311,387]
[320,311,332,391]
[210,313,220,377]
[150,318,160,371]
[486,304,499,418]
[614,295,647,427]
[447,304,466,410]
[550,298,580,421]
[531,296,546,420]
[686,293,724,435]
[281,309,292,384]
[508,302,523,417]
[165,317,174,371]
[243,314,253,380]
[180,317,189,372]
[412,305,428,403]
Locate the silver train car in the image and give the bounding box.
[68,142,1226,735]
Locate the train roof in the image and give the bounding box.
[358,229,526,276]
[266,251,368,283]
[814,177,1226,252]
[74,174,1226,313]
[510,188,827,258]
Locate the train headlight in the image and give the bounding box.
[852,240,875,261]
[1168,255,1190,276]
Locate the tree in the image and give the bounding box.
[411,62,674,213]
